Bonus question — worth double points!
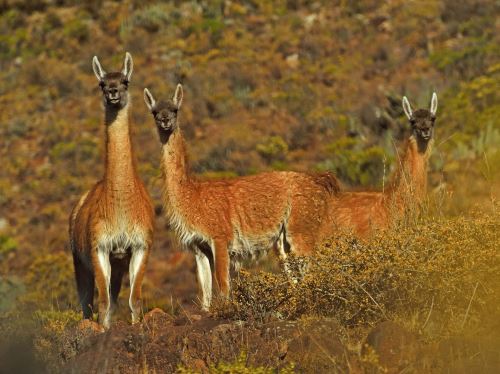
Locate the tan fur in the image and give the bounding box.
[159,129,338,307]
[325,136,433,238]
[69,103,154,328]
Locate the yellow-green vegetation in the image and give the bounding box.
[216,210,499,337]
[178,351,295,374]
[21,252,76,310]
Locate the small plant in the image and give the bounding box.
[256,136,289,163]
[22,252,76,310]
[0,234,17,258]
[62,19,89,42]
[177,351,295,373]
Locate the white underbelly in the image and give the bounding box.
[98,226,147,259]
[229,230,279,270]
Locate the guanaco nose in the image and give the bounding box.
[109,88,119,99]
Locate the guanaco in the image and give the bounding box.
[69,53,154,328]
[143,84,339,309]
[325,93,438,237]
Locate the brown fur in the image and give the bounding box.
[145,85,339,309]
[325,102,436,238]
[69,54,154,329]
[161,131,337,293]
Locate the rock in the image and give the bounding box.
[285,318,348,372]
[143,308,172,326]
[0,218,8,231]
[363,321,420,373]
[191,358,208,372]
[286,53,299,69]
[77,319,105,334]
[190,314,202,322]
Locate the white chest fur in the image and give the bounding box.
[97,218,148,259]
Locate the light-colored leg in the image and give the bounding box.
[194,247,212,311]
[96,248,112,329]
[129,247,148,324]
[276,230,294,278]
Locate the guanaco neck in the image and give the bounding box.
[103,102,138,195]
[387,135,433,206]
[160,128,192,210]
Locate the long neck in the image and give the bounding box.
[104,103,137,193]
[388,136,433,206]
[160,129,191,208]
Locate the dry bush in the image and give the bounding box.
[215,210,499,334]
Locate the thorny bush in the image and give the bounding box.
[215,211,499,333]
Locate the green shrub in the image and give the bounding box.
[0,234,17,258]
[22,253,76,310]
[62,19,89,42]
[256,136,288,163]
[317,137,387,187]
[130,4,171,33]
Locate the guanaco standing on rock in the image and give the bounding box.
[69,53,154,329]
[143,84,339,310]
[325,93,438,237]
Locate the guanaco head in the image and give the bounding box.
[143,84,183,143]
[92,52,133,109]
[402,92,438,151]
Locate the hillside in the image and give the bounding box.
[0,0,498,372]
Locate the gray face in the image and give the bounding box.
[152,101,178,132]
[99,72,129,108]
[410,109,435,141]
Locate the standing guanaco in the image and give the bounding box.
[325,93,438,237]
[144,84,339,309]
[69,53,154,328]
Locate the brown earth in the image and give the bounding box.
[60,311,354,373]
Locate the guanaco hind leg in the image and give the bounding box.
[128,246,149,324]
[72,252,95,319]
[95,247,112,329]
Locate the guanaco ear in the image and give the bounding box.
[143,88,156,111]
[173,84,183,109]
[430,92,438,116]
[92,56,106,82]
[122,52,133,82]
[402,96,413,121]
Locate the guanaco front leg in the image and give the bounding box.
[194,246,212,311]
[94,246,112,329]
[213,238,230,298]
[128,245,149,324]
